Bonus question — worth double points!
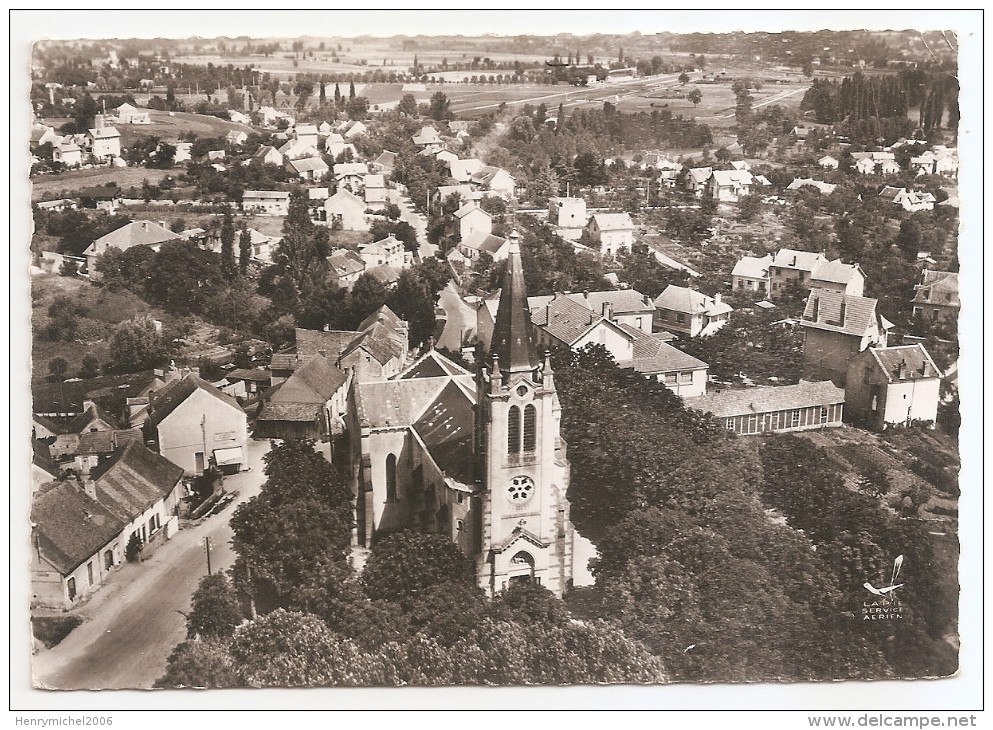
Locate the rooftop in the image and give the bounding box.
[685,380,845,418]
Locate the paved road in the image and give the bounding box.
[436,282,476,352]
[31,438,271,690]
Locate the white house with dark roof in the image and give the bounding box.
[31,441,183,609]
[686,381,845,435]
[585,212,635,257]
[809,260,865,297]
[653,285,732,338]
[684,167,713,196]
[145,373,248,475]
[243,190,291,216]
[287,155,330,181]
[800,289,892,387]
[86,115,121,159]
[845,344,941,429]
[364,174,387,209]
[326,250,366,288]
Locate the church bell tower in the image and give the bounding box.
[475,232,575,597]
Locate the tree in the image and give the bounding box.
[44,295,86,341]
[187,574,243,639]
[239,225,252,275]
[737,193,762,222]
[109,316,168,373]
[275,191,327,292]
[219,207,237,280]
[155,639,240,689]
[398,93,418,117]
[79,355,100,379]
[230,440,354,614]
[429,92,451,121]
[678,72,690,86]
[48,357,68,382]
[361,530,474,608]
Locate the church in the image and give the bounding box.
[345,234,593,596]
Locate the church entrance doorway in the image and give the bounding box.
[507,550,535,586]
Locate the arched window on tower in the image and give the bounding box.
[385,453,397,503]
[507,405,521,454]
[523,404,537,452]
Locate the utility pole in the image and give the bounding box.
[204,536,212,575]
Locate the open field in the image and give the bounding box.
[31,167,175,201]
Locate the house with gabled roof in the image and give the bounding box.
[53,140,83,167]
[226,130,248,147]
[731,254,773,295]
[459,233,510,262]
[326,250,366,288]
[338,120,368,139]
[33,402,118,460]
[469,166,516,200]
[31,441,183,609]
[115,103,151,124]
[585,212,635,257]
[287,155,330,181]
[654,285,732,338]
[684,167,713,196]
[364,174,387,209]
[372,150,397,174]
[252,145,284,166]
[87,115,121,159]
[845,344,942,429]
[529,289,657,335]
[324,189,367,231]
[358,235,406,270]
[768,248,829,299]
[145,373,248,475]
[449,157,486,183]
[686,380,845,435]
[809,260,865,297]
[818,155,839,170]
[787,178,836,195]
[243,190,291,216]
[333,162,369,192]
[256,354,351,439]
[84,220,181,279]
[434,184,482,209]
[709,169,753,202]
[412,125,443,150]
[912,269,959,324]
[800,289,892,386]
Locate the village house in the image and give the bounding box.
[333,162,369,193]
[114,102,151,125]
[449,157,486,183]
[809,260,866,297]
[222,368,271,400]
[292,123,319,149]
[33,401,118,461]
[585,212,635,257]
[800,289,892,386]
[324,189,367,231]
[337,120,368,139]
[31,441,183,610]
[412,125,443,151]
[225,130,248,147]
[818,155,840,170]
[470,166,517,200]
[685,380,846,435]
[256,355,351,440]
[931,147,959,177]
[35,198,77,213]
[287,156,330,182]
[244,228,281,264]
[434,184,482,209]
[768,248,828,298]
[731,254,773,295]
[548,197,588,240]
[364,174,387,209]
[53,140,83,167]
[73,428,144,475]
[852,151,900,175]
[358,235,406,270]
[878,186,936,212]
[84,220,180,280]
[326,250,367,288]
[372,150,397,174]
[228,110,251,125]
[684,167,713,196]
[325,133,358,160]
[455,201,492,240]
[277,138,321,161]
[426,147,460,168]
[243,190,291,216]
[78,185,121,213]
[172,141,192,164]
[911,270,959,324]
[654,285,733,338]
[787,178,836,195]
[709,169,754,202]
[145,373,248,475]
[529,289,657,335]
[459,233,510,263]
[845,344,942,429]
[86,115,121,160]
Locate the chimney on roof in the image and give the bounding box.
[791,255,797,267]
[838,300,846,327]
[714,292,722,306]
[602,302,613,320]
[897,359,908,380]
[95,114,104,132]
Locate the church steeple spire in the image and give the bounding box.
[491,231,540,375]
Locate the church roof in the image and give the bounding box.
[398,349,472,379]
[354,375,474,430]
[413,380,476,483]
[491,235,540,373]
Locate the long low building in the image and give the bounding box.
[685,380,845,435]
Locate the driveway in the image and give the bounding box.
[30,438,271,690]
[436,282,476,352]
